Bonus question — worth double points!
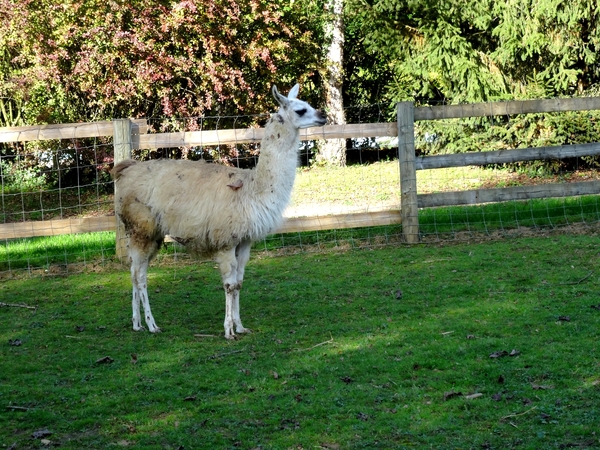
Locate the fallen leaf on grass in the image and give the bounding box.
[340,376,353,384]
[271,371,279,380]
[279,418,300,430]
[490,349,520,358]
[492,393,503,402]
[443,391,462,401]
[183,396,196,402]
[32,429,52,439]
[395,290,403,299]
[320,444,340,450]
[95,356,114,364]
[591,304,600,310]
[130,354,138,365]
[558,316,570,322]
[8,339,21,346]
[531,383,554,390]
[75,325,85,332]
[356,412,369,421]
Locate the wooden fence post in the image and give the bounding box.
[113,119,132,263]
[397,102,419,243]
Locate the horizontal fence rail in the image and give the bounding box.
[138,123,397,149]
[0,119,148,143]
[418,181,600,208]
[416,142,600,170]
[2,95,600,249]
[414,97,600,120]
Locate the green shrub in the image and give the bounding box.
[0,158,49,194]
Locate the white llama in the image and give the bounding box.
[111,84,326,339]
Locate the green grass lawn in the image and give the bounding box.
[1,234,600,449]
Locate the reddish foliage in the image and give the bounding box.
[0,0,323,122]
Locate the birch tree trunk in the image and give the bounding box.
[317,0,346,166]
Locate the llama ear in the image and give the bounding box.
[287,83,300,100]
[272,85,289,108]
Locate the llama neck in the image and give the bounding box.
[251,115,300,209]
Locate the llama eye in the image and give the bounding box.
[295,108,307,117]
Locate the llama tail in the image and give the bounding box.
[111,159,138,180]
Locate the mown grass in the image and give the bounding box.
[0,232,117,273]
[1,234,600,449]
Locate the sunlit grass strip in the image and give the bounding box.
[2,195,600,275]
[418,195,600,237]
[0,231,117,272]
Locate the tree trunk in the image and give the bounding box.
[318,0,346,166]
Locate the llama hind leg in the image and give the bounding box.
[129,244,161,333]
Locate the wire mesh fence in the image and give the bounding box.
[2,97,600,280]
[411,102,600,242]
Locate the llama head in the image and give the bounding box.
[272,84,327,129]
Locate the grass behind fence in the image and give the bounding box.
[2,195,600,276]
[1,234,599,449]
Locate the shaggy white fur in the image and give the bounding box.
[112,84,326,339]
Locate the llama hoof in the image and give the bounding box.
[224,333,238,340]
[236,327,252,334]
[133,325,146,332]
[149,327,162,333]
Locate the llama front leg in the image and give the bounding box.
[231,240,252,334]
[129,248,161,333]
[216,242,252,339]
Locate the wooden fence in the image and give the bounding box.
[399,98,600,242]
[1,96,600,250]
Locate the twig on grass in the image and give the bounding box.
[6,405,29,411]
[208,348,246,360]
[0,302,36,310]
[500,406,537,421]
[296,334,334,352]
[559,271,593,285]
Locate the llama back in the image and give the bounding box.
[113,159,285,253]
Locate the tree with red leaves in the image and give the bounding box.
[0,0,325,124]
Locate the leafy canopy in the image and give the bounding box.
[0,0,325,124]
[345,0,600,105]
